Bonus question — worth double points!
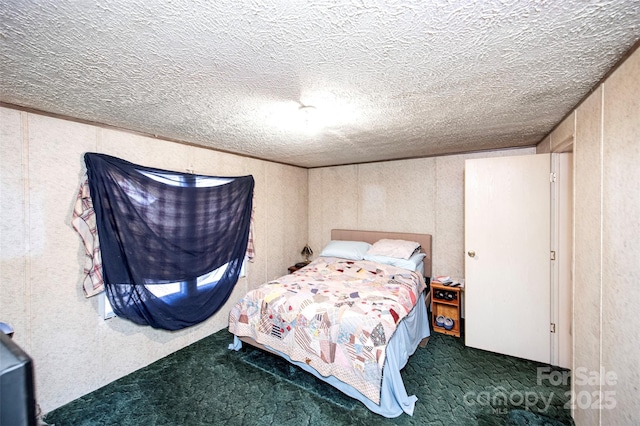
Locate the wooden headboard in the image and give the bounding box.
[331,229,432,278]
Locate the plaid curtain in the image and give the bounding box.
[84,153,254,330]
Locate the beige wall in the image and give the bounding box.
[572,47,640,425]
[308,148,535,279]
[0,107,308,413]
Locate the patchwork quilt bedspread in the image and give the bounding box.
[228,257,426,404]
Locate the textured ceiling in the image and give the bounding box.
[1,1,638,168]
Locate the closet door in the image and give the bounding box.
[464,154,551,364]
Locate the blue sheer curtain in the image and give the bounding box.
[84,153,254,330]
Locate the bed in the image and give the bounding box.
[228,229,432,417]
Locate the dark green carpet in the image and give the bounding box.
[44,329,574,425]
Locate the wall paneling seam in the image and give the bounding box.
[21,112,32,352]
[598,82,604,426]
[356,165,361,227]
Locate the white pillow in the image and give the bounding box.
[319,240,372,261]
[366,238,421,260]
[364,252,426,271]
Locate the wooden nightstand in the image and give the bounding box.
[288,262,310,274]
[431,280,463,337]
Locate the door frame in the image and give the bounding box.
[550,152,574,368]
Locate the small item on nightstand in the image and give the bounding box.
[301,244,313,263]
[434,275,453,285]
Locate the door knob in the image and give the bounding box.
[467,250,476,258]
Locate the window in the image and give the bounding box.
[100,261,247,319]
[100,172,247,318]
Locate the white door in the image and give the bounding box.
[465,154,551,364]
